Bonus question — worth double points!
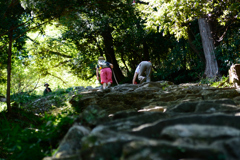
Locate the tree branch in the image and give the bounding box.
[216,22,233,42]
[54,60,71,67]
[48,50,72,58]
[28,76,41,94]
[47,72,67,84]
[0,16,39,38]
[136,1,149,5]
[0,19,53,51]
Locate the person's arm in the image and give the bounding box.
[96,67,99,80]
[109,63,113,68]
[132,72,138,84]
[132,65,140,84]
[106,62,113,69]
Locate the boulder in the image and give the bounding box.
[44,81,240,160]
[43,124,90,160]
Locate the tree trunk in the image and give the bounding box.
[198,18,218,78]
[182,42,187,73]
[121,53,130,75]
[7,29,13,113]
[101,26,125,83]
[93,36,104,56]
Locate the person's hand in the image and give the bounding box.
[110,64,113,68]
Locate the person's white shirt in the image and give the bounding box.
[135,65,140,73]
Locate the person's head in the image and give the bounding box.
[44,83,49,87]
[98,56,105,61]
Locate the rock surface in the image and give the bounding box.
[44,81,240,160]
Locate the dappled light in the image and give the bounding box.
[0,0,240,159]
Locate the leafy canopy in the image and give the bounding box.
[141,0,240,39]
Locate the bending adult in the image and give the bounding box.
[96,56,113,89]
[132,61,152,84]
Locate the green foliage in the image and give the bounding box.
[151,37,204,84]
[215,27,240,75]
[142,0,240,40]
[0,108,43,159]
[199,77,215,85]
[11,92,41,106]
[56,0,138,80]
[0,0,31,58]
[198,75,232,88]
[210,76,232,88]
[0,0,237,88]
[0,95,77,160]
[25,24,78,79]
[8,86,80,118]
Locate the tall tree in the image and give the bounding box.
[0,0,29,112]
[141,0,240,78]
[0,0,50,112]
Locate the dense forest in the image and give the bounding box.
[0,0,240,159]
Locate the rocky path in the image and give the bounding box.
[44,81,240,160]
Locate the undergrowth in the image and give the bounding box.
[199,75,232,88]
[0,87,79,160]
